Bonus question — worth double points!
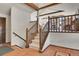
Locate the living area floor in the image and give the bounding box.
[4,45,79,56]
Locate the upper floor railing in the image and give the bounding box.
[49,14,79,33]
[26,21,38,48]
[39,17,50,51]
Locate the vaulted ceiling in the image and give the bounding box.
[26,3,60,11]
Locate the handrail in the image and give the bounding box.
[28,22,37,32]
[39,21,49,51]
[26,22,38,48]
[50,14,79,19]
[43,22,48,30]
[13,32,26,42]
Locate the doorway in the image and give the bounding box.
[0,17,6,44]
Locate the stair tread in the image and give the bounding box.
[30,42,39,46]
[29,33,39,50]
[29,44,39,50]
[32,40,39,43]
[32,39,39,41]
[29,46,39,50]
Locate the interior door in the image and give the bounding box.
[0,17,6,44]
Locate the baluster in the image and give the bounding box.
[48,16,50,32]
[39,28,42,51]
[56,18,57,32]
[62,17,65,32]
[65,17,67,32]
[74,15,77,32]
[61,17,63,32]
[59,17,60,32]
[51,18,52,32]
[52,19,54,32]
[68,16,70,32]
[70,16,72,32]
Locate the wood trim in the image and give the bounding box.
[42,44,79,53]
[39,28,42,51]
[48,16,50,32]
[37,10,39,33]
[41,44,51,52]
[50,14,79,19]
[39,21,49,51]
[50,45,79,51]
[26,3,39,11]
[38,10,64,17]
[39,3,60,10]
[12,45,23,49]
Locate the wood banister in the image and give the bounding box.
[48,16,50,32]
[39,20,49,51]
[13,32,26,42]
[26,22,38,48]
[26,28,29,48]
[39,28,42,50]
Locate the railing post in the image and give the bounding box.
[37,10,39,33]
[48,16,50,32]
[39,28,42,52]
[26,28,29,48]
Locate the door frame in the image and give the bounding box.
[0,17,6,44]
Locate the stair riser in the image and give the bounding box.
[29,33,39,50]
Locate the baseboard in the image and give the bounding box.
[11,45,23,49]
[50,44,79,51]
[40,44,79,53]
[40,45,51,53]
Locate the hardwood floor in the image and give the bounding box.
[4,45,79,56]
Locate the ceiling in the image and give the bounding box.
[26,3,60,10]
[34,3,52,8]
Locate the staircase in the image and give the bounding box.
[29,33,39,50]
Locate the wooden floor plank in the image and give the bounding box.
[4,45,79,56]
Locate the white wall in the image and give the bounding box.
[42,33,79,51]
[31,11,37,21]
[11,6,35,47]
[39,3,79,15]
[0,3,35,44]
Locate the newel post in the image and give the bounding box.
[39,28,42,52]
[48,16,50,32]
[26,28,29,48]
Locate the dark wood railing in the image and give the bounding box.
[13,32,26,48]
[39,14,79,51]
[13,32,26,42]
[49,14,79,33]
[39,18,50,51]
[26,22,38,48]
